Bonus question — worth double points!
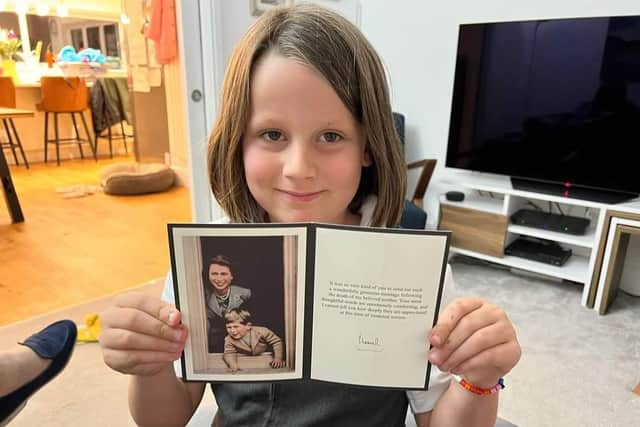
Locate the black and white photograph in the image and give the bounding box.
[169,225,306,382]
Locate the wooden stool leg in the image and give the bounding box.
[0,143,23,223]
[120,121,128,154]
[108,126,113,159]
[71,113,84,159]
[79,112,96,160]
[8,118,29,169]
[43,112,49,164]
[94,132,100,160]
[2,118,19,166]
[53,112,61,166]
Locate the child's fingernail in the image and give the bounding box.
[431,334,441,346]
[168,311,177,323]
[174,330,184,341]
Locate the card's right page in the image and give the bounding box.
[310,226,449,389]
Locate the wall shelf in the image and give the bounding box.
[449,247,590,283]
[507,224,597,248]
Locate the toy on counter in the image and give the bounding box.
[56,45,108,79]
[57,45,107,64]
[45,45,55,68]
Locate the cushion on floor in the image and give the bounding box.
[100,163,175,195]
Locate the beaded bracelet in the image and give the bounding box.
[458,377,505,395]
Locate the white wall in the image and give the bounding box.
[359,0,640,224]
[217,0,256,67]
[2,0,120,19]
[62,0,121,19]
[216,0,360,72]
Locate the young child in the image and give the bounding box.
[222,309,284,372]
[99,4,521,426]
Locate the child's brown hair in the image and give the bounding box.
[207,3,407,227]
[224,308,251,325]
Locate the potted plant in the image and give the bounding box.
[0,28,22,81]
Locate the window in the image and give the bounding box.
[0,12,20,37]
[64,20,122,60]
[70,28,83,51]
[1,13,123,66]
[103,24,119,57]
[25,14,50,61]
[86,26,100,50]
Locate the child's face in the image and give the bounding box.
[242,53,371,225]
[226,321,251,339]
[208,264,233,293]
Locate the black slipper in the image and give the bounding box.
[0,320,77,425]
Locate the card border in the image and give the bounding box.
[167,222,451,390]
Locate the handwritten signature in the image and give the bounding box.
[358,334,382,347]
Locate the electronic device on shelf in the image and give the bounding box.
[446,191,465,202]
[510,209,590,235]
[504,236,572,266]
[445,15,640,204]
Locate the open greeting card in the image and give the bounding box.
[168,223,450,389]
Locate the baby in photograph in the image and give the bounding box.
[223,309,285,372]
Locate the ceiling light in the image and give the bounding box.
[57,4,68,17]
[36,3,49,16]
[120,13,130,25]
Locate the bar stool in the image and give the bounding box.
[0,76,29,168]
[96,120,131,158]
[37,77,96,166]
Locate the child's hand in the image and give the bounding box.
[427,297,521,388]
[99,292,187,376]
[270,358,285,369]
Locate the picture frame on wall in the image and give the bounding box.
[250,0,293,16]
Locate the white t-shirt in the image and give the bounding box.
[161,195,454,414]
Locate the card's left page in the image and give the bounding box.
[168,224,308,382]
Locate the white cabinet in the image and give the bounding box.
[438,170,640,308]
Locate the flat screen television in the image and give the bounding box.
[446,15,640,203]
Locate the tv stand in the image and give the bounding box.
[510,177,639,204]
[438,171,640,309]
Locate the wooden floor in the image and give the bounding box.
[0,156,191,325]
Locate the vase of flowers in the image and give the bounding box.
[0,28,22,81]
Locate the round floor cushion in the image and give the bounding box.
[100,163,176,195]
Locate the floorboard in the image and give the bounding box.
[0,156,191,325]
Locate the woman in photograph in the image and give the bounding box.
[203,255,252,353]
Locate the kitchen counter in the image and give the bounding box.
[13,67,127,88]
